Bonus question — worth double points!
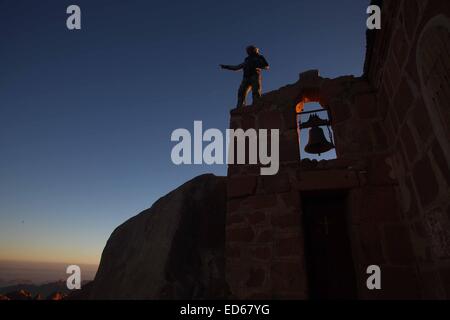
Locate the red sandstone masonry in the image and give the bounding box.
[225,68,400,299]
[226,2,450,297]
[364,0,450,299]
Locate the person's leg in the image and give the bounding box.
[237,78,251,108]
[251,75,262,104]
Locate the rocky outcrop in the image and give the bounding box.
[0,280,71,298]
[47,292,66,300]
[4,289,32,300]
[88,174,228,299]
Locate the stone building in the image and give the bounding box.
[225,0,450,299]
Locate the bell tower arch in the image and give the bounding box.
[297,101,337,161]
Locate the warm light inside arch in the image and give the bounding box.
[295,97,316,113]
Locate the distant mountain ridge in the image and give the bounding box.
[0,278,33,288]
[0,280,91,298]
[0,260,97,287]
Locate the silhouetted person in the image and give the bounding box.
[220,45,269,108]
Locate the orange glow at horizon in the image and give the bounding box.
[0,244,101,266]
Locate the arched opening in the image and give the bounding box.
[296,100,337,161]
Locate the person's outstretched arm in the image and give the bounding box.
[220,63,244,71]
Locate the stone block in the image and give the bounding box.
[227,199,241,213]
[244,194,278,210]
[280,192,301,209]
[298,169,360,191]
[246,211,266,225]
[261,172,291,194]
[259,110,282,129]
[440,267,450,299]
[226,226,255,243]
[411,99,433,144]
[240,114,255,130]
[227,212,245,225]
[227,176,257,199]
[379,266,420,299]
[255,229,273,242]
[282,107,298,130]
[355,93,378,119]
[329,101,352,124]
[372,122,388,150]
[431,140,450,187]
[271,260,306,293]
[271,212,301,229]
[403,0,419,37]
[245,267,266,288]
[400,123,418,160]
[377,87,391,119]
[392,27,409,68]
[359,186,402,223]
[412,155,439,207]
[359,223,385,263]
[383,224,416,265]
[274,236,302,258]
[249,246,272,261]
[394,79,414,122]
[279,138,300,162]
[226,244,241,258]
[367,154,397,186]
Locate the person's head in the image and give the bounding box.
[246,45,259,56]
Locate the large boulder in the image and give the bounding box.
[88,174,228,299]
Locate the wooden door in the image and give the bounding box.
[303,192,357,299]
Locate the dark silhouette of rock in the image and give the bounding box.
[34,293,44,300]
[0,280,69,297]
[65,281,93,300]
[88,174,228,299]
[0,280,94,300]
[5,289,32,300]
[0,279,33,287]
[47,292,66,300]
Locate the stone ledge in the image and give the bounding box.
[296,169,361,191]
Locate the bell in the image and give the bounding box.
[300,114,330,129]
[305,126,335,155]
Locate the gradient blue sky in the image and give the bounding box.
[0,0,368,265]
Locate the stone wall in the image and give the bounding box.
[226,80,307,299]
[225,1,449,300]
[364,0,450,299]
[322,70,426,299]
